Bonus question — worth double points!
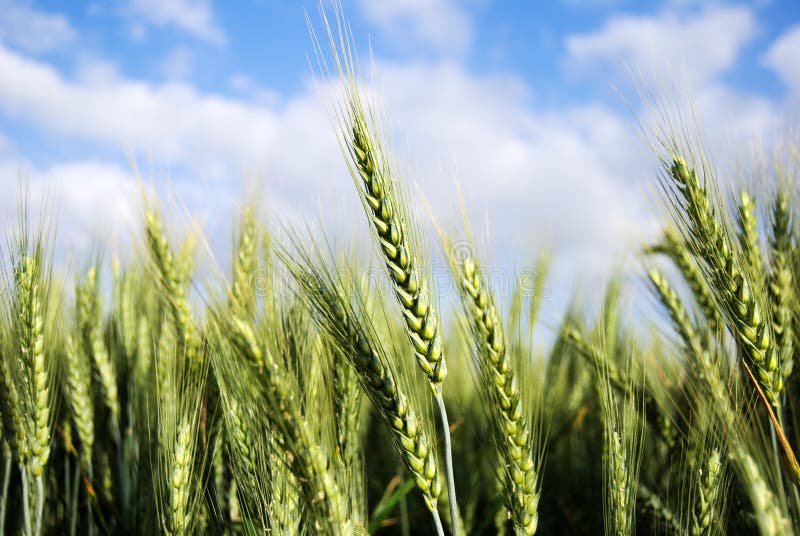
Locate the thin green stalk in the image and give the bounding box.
[0,452,10,536]
[435,394,459,535]
[21,469,31,536]
[69,459,80,536]
[34,475,43,536]
[432,510,445,536]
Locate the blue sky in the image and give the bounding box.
[0,0,799,319]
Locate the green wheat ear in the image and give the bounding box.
[448,246,541,534]
[348,111,446,387]
[312,5,460,530]
[284,246,445,532]
[664,157,780,407]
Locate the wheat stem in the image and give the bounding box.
[435,393,459,534]
[0,448,10,536]
[33,474,43,536]
[21,468,31,536]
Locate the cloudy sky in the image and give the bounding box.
[0,0,799,319]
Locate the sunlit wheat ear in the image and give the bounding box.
[735,190,762,275]
[284,251,444,532]
[446,246,541,535]
[154,327,208,536]
[229,206,259,318]
[647,229,722,333]
[312,5,445,388]
[64,334,95,473]
[1,220,57,536]
[76,267,120,440]
[662,156,780,407]
[224,317,350,534]
[312,5,460,528]
[144,209,202,366]
[768,189,793,386]
[17,254,51,479]
[691,449,722,536]
[348,110,446,388]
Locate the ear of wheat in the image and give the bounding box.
[284,244,446,533]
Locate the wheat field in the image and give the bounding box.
[1,8,800,536]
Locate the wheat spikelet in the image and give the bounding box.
[77,268,121,440]
[0,348,27,465]
[168,419,193,535]
[230,207,258,318]
[145,210,201,366]
[155,314,207,536]
[649,229,722,332]
[647,269,707,365]
[226,317,350,534]
[455,254,540,534]
[691,449,722,536]
[739,453,788,536]
[347,112,446,388]
[12,254,52,481]
[735,190,762,275]
[64,334,95,472]
[639,485,681,533]
[223,398,257,487]
[768,189,793,391]
[664,157,779,407]
[283,253,445,531]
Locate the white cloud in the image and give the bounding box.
[0,33,783,315]
[0,43,279,178]
[0,159,139,259]
[564,5,757,87]
[0,0,76,52]
[357,0,473,54]
[372,61,657,284]
[0,38,653,293]
[228,73,280,107]
[162,46,193,79]
[763,25,800,100]
[121,0,225,45]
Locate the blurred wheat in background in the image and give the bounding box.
[1,2,800,536]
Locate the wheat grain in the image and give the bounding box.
[735,190,762,275]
